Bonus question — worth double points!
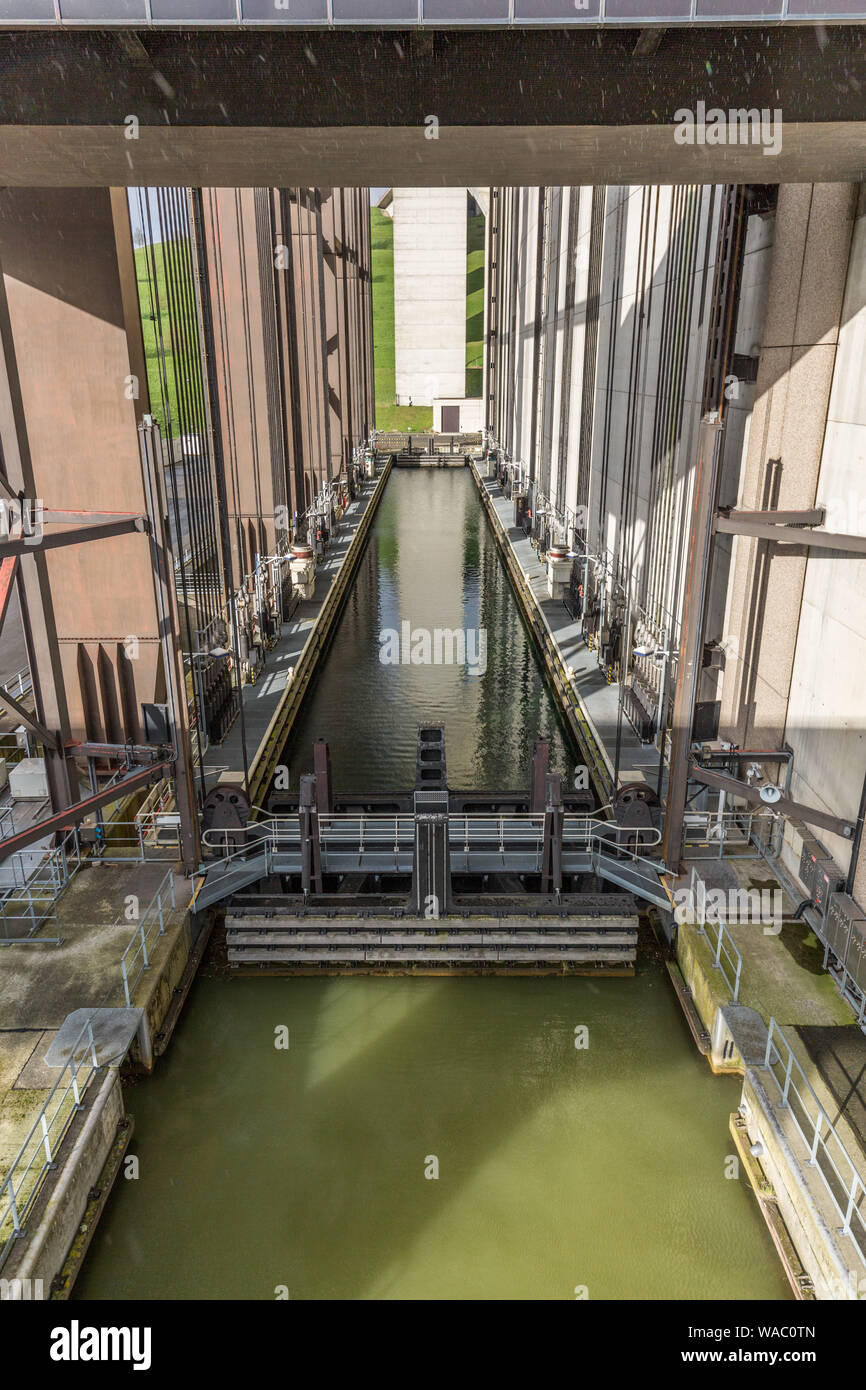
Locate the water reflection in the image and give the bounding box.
[282,469,575,791]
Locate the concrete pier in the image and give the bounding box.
[0,850,192,1295]
[471,462,655,802]
[206,458,392,810]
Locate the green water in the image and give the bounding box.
[75,469,790,1301]
[76,969,789,1300]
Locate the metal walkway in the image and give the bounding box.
[191,811,668,915]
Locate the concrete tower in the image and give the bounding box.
[392,188,468,407]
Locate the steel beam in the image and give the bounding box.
[138,421,200,873]
[0,760,171,862]
[0,256,80,817]
[688,762,855,839]
[0,514,147,559]
[0,554,17,629]
[662,416,724,871]
[299,774,323,896]
[72,741,165,762]
[530,737,550,814]
[40,508,148,526]
[0,684,58,750]
[713,515,866,555]
[313,739,333,817]
[721,508,826,527]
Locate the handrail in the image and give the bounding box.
[762,1018,866,1270]
[196,813,664,878]
[698,915,743,1003]
[0,1010,101,1260]
[1,666,32,701]
[120,868,177,1007]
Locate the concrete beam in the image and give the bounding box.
[0,187,165,759]
[1,27,865,184]
[722,508,826,527]
[2,123,866,188]
[719,182,858,751]
[0,554,17,629]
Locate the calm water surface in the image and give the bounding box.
[76,470,789,1301]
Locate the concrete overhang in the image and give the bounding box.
[0,26,864,185]
[1,122,864,185]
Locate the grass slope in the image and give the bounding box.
[134,239,201,440]
[466,212,485,399]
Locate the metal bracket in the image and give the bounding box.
[714,512,866,555]
[688,762,855,840]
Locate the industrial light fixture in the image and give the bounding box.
[633,645,670,663]
[759,783,782,804]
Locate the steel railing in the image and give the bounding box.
[697,915,744,1003]
[194,813,664,900]
[762,1018,866,1270]
[86,816,181,863]
[200,811,661,858]
[686,866,745,1003]
[0,1011,101,1259]
[682,808,777,860]
[0,816,179,947]
[134,781,178,848]
[0,827,86,944]
[2,666,32,702]
[120,868,177,1007]
[0,730,35,769]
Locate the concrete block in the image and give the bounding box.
[290,556,316,601]
[9,758,48,801]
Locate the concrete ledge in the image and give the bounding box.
[49,1112,133,1300]
[469,463,613,800]
[741,1070,863,1300]
[247,458,393,808]
[729,1110,816,1301]
[665,960,711,1055]
[1,1069,124,1299]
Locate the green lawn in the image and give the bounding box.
[371,201,485,432]
[466,211,485,399]
[134,239,201,440]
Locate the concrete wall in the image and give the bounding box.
[486,179,866,913]
[201,187,286,590]
[200,184,374,581]
[488,183,739,717]
[719,184,856,752]
[432,398,483,433]
[742,1070,861,1300]
[782,188,866,901]
[0,188,163,761]
[393,188,467,406]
